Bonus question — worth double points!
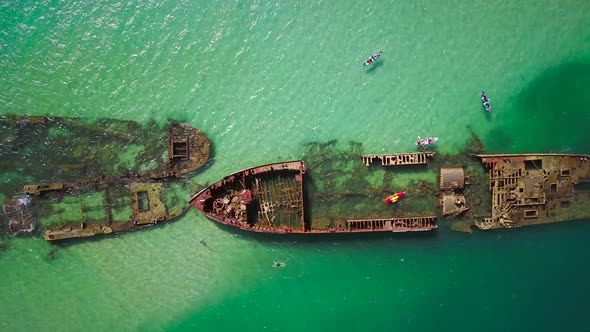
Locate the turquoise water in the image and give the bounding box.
[1,0,590,331]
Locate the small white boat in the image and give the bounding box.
[416,136,438,146]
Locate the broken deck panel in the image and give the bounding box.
[151,120,211,179]
[346,216,437,232]
[362,152,435,167]
[130,183,168,225]
[438,166,469,217]
[476,154,590,230]
[41,180,188,241]
[3,196,34,235]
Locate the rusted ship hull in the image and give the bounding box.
[189,160,438,234]
[190,150,590,235]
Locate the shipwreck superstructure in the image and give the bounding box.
[475,154,590,229]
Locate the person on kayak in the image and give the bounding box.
[364,51,382,66]
[481,91,488,101]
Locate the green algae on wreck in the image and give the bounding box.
[38,179,196,241]
[1,115,210,241]
[190,135,590,234]
[303,140,443,230]
[302,136,590,232]
[0,115,210,195]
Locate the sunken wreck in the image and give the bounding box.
[189,147,590,234]
[3,114,590,240]
[1,115,210,241]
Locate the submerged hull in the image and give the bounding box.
[8,179,192,241]
[189,160,438,234]
[0,115,210,191]
[1,115,210,240]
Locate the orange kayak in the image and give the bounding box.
[384,191,406,203]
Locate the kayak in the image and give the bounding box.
[416,136,438,146]
[481,91,491,112]
[384,191,406,203]
[363,51,382,66]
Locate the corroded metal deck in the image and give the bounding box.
[151,120,211,179]
[346,216,437,232]
[476,154,590,230]
[438,166,469,217]
[190,159,441,234]
[189,161,306,233]
[3,196,34,235]
[362,152,435,167]
[42,182,186,241]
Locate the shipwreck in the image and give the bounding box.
[189,150,590,234]
[1,115,210,241]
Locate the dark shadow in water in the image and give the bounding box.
[364,59,384,74]
[484,59,590,153]
[483,108,492,122]
[485,126,514,151]
[0,240,8,253]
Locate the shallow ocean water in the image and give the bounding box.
[1,0,590,331]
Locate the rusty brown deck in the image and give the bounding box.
[3,196,34,235]
[362,152,435,167]
[189,160,440,234]
[475,154,590,230]
[151,120,210,178]
[189,161,306,233]
[346,216,437,232]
